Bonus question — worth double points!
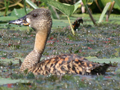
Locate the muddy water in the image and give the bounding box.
[0,23,120,89]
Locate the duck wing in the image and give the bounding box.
[29,54,111,75]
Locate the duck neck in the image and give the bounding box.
[20,31,49,71]
[34,31,48,57]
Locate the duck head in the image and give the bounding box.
[9,8,52,34]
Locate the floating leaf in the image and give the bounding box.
[0,77,29,85]
[87,57,120,63]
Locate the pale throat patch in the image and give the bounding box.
[26,18,31,27]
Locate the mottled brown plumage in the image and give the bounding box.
[29,54,110,75]
[9,8,110,75]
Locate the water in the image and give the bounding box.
[0,23,120,89]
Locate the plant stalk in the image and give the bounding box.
[4,0,10,16]
[108,1,115,19]
[23,0,27,14]
[67,16,75,35]
[85,5,97,25]
[95,0,102,12]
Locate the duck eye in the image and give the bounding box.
[32,13,38,17]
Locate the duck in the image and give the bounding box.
[72,18,83,31]
[9,8,110,75]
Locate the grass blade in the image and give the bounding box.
[4,0,10,16]
[23,0,27,14]
[98,2,111,23]
[26,0,39,9]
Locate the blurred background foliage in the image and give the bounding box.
[0,0,120,22]
[0,0,120,34]
[0,0,120,13]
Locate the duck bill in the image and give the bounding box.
[9,16,29,26]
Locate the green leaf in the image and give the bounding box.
[0,8,31,23]
[41,0,81,16]
[82,0,87,5]
[48,5,60,19]
[113,0,120,10]
[114,0,120,6]
[10,8,28,18]
[49,1,74,16]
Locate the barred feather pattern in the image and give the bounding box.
[28,54,110,75]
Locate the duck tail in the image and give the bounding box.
[91,63,111,75]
